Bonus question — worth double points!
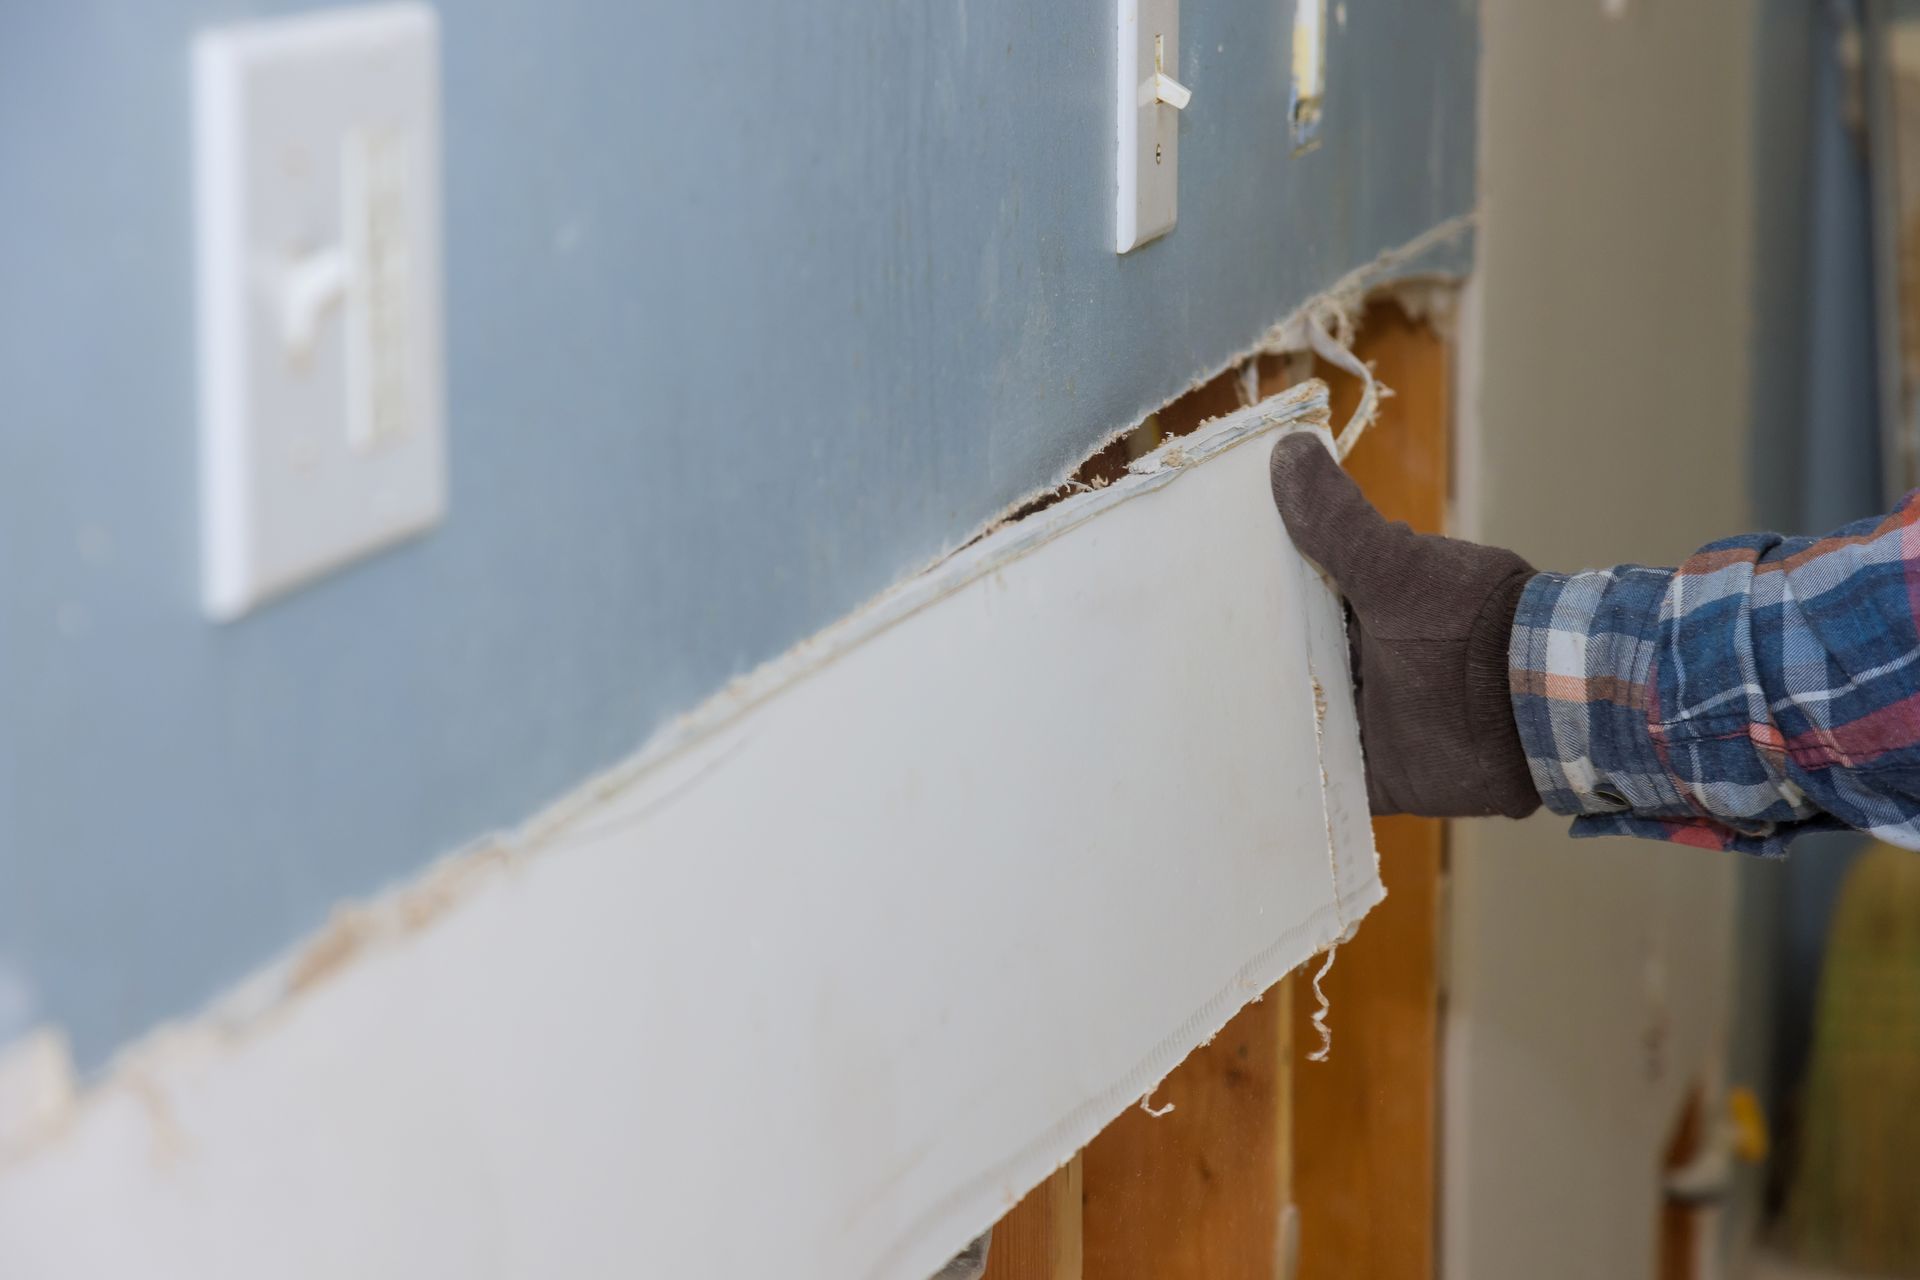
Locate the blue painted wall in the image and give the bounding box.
[0,0,1476,1067]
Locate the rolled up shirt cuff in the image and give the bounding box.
[1508,568,1692,813]
[1507,568,1828,856]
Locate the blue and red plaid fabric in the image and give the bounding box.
[1508,494,1920,855]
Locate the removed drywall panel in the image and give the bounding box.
[0,384,1377,1280]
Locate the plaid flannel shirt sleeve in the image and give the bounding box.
[1507,494,1920,855]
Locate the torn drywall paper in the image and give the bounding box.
[967,214,1471,545]
[0,385,1379,1280]
[1262,311,1392,461]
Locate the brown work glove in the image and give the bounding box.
[1269,433,1541,819]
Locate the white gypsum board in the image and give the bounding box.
[0,381,1378,1280]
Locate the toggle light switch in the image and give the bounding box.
[1148,68,1193,111]
[194,4,444,620]
[1116,0,1187,253]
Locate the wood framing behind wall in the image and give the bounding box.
[984,1158,1084,1280]
[985,299,1452,1280]
[1288,302,1449,1280]
[1081,980,1299,1278]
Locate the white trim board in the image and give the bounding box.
[0,383,1379,1280]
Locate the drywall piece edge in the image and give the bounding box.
[0,385,1377,1280]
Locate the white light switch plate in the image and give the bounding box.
[1116,0,1184,252]
[194,4,444,620]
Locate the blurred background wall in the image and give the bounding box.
[1453,1,1892,1276]
[1449,0,1757,1275]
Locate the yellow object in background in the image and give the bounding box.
[1784,842,1920,1276]
[1727,1085,1768,1164]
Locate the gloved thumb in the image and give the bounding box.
[1268,432,1411,612]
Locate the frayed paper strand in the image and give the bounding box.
[1306,944,1338,1063]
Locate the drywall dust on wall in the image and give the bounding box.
[0,0,1475,1068]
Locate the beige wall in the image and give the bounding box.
[1447,1,1758,1276]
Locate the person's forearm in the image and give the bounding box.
[1509,503,1920,854]
[1510,566,1835,853]
[1270,432,1920,854]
